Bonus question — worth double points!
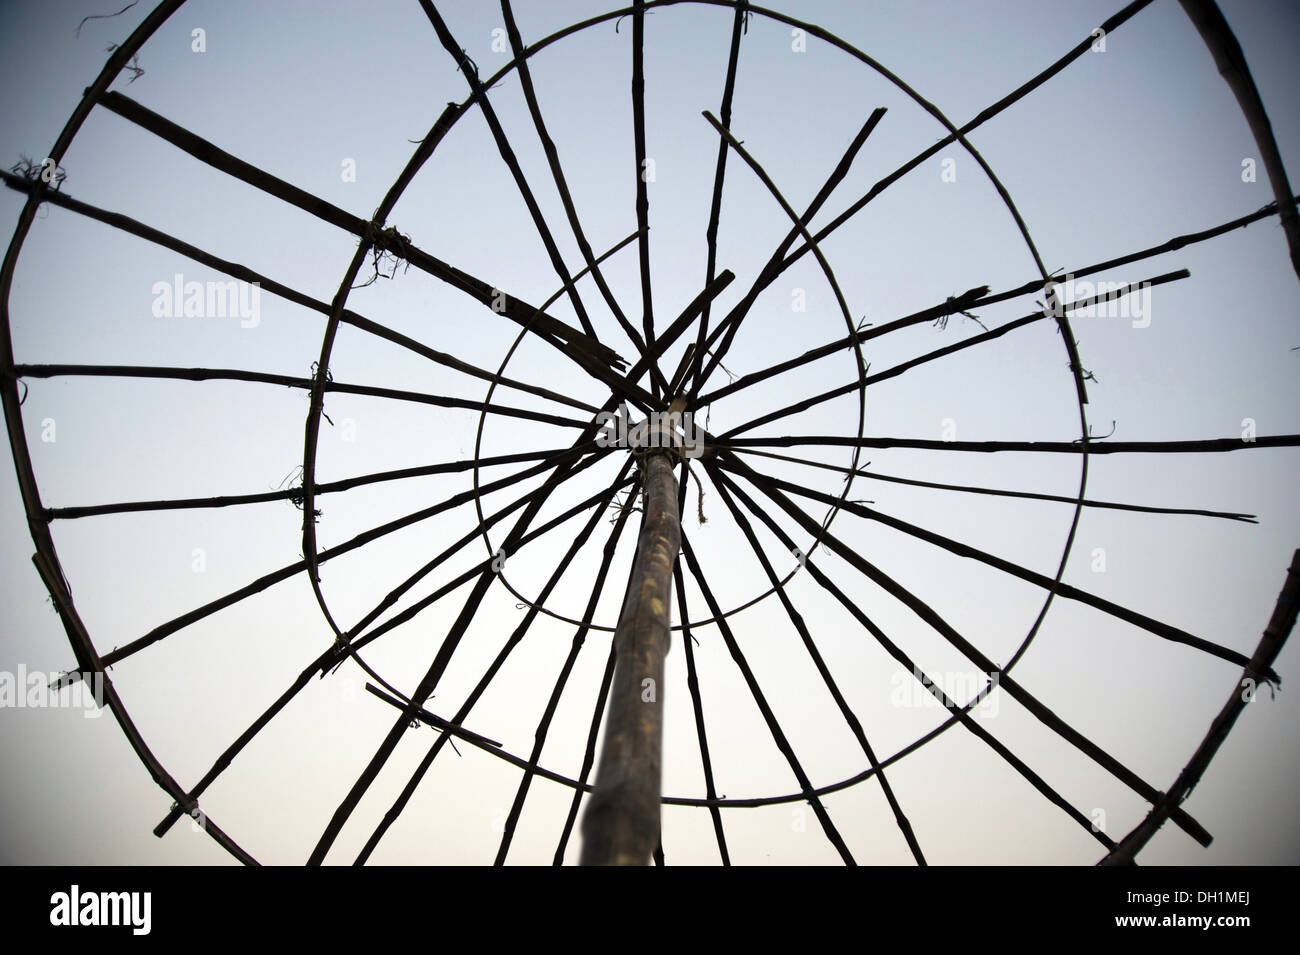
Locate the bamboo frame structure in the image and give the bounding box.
[2,0,1296,865]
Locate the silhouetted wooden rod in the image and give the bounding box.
[1100,548,1300,864]
[581,438,681,865]
[1179,0,1300,283]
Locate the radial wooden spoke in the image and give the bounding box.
[93,91,629,378]
[731,447,1258,524]
[703,184,1300,406]
[670,558,730,864]
[494,477,640,864]
[682,107,887,401]
[727,461,1272,677]
[345,478,639,665]
[306,418,632,863]
[351,459,635,864]
[719,433,1300,455]
[706,469,927,863]
[340,452,624,654]
[697,107,871,443]
[553,641,619,864]
[0,169,604,415]
[154,461,630,843]
[775,0,1159,276]
[420,0,612,350]
[43,446,578,521]
[98,444,605,669]
[953,195,1300,317]
[631,0,657,394]
[704,464,1118,852]
[568,267,738,411]
[668,460,730,863]
[33,565,262,864]
[720,270,1188,439]
[363,685,504,749]
[689,0,750,401]
[697,282,988,407]
[15,362,589,429]
[715,450,1215,847]
[499,1,665,381]
[151,644,336,838]
[678,528,857,864]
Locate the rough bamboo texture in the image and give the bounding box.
[581,438,681,865]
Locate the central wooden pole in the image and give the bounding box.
[580,426,681,865]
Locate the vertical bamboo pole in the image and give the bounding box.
[580,420,681,865]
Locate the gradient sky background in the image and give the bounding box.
[1,0,1298,865]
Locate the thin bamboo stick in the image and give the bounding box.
[632,0,657,394]
[45,445,571,521]
[676,528,857,864]
[716,451,1214,847]
[702,188,1299,409]
[0,169,601,414]
[704,465,1118,852]
[100,445,603,668]
[500,0,660,374]
[690,0,749,396]
[306,420,630,862]
[343,457,625,655]
[420,0,602,341]
[363,684,503,750]
[14,362,588,429]
[554,643,618,863]
[719,433,1300,455]
[669,457,730,862]
[684,107,886,400]
[1101,548,1299,863]
[95,92,628,376]
[495,477,640,864]
[775,0,1158,276]
[732,446,1257,524]
[722,270,1188,438]
[733,464,1270,677]
[708,471,927,863]
[153,645,336,837]
[699,107,870,458]
[671,558,730,864]
[353,460,636,863]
